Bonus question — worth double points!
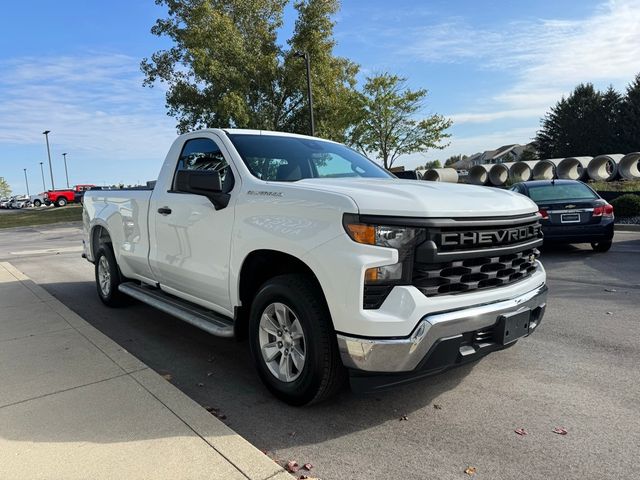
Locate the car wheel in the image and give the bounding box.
[249,274,346,405]
[33,200,42,207]
[94,246,128,307]
[56,197,67,207]
[591,240,612,252]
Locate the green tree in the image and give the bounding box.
[620,73,640,152]
[349,73,452,169]
[141,0,359,140]
[0,177,11,197]
[518,148,538,162]
[535,83,622,158]
[424,160,442,169]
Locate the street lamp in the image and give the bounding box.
[42,130,55,190]
[39,162,46,191]
[293,51,315,136]
[62,152,69,188]
[23,168,30,197]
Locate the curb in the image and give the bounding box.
[615,224,640,232]
[0,262,292,480]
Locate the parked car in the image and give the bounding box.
[83,129,548,405]
[510,179,614,252]
[9,195,29,209]
[0,198,10,208]
[393,170,422,180]
[30,192,51,207]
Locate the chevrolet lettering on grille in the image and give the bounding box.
[439,224,541,247]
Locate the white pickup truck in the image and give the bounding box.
[83,129,547,405]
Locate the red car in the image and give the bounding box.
[46,184,96,207]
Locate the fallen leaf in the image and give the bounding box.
[197,382,204,387]
[514,428,528,436]
[604,288,617,292]
[399,415,409,421]
[552,426,568,435]
[288,431,296,437]
[606,311,613,315]
[204,406,219,413]
[303,463,313,470]
[286,460,300,473]
[213,412,227,420]
[207,371,214,377]
[161,374,172,381]
[464,466,477,476]
[433,404,442,410]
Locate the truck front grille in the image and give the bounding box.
[412,248,539,297]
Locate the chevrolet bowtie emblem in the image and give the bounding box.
[565,204,577,209]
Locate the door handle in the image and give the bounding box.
[157,207,172,215]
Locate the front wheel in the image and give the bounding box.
[94,246,128,307]
[33,200,42,207]
[591,240,612,252]
[56,197,67,207]
[249,274,345,405]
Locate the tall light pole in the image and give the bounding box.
[39,162,46,191]
[294,51,315,136]
[42,130,55,190]
[62,152,69,188]
[23,168,30,197]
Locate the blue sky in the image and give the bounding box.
[1,0,639,193]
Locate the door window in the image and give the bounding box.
[174,138,234,191]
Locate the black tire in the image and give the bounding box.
[591,240,612,252]
[249,274,346,406]
[33,200,42,207]
[94,246,128,307]
[56,197,67,207]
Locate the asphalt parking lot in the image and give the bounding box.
[1,223,638,480]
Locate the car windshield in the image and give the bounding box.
[227,134,392,181]
[527,183,598,202]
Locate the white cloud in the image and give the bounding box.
[411,0,640,120]
[0,53,176,162]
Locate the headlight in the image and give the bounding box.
[343,215,423,285]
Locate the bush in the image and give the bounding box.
[611,194,640,218]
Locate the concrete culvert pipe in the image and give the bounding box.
[557,156,592,180]
[468,164,492,185]
[532,158,562,180]
[587,154,624,181]
[618,152,640,180]
[423,168,459,183]
[489,163,511,186]
[509,161,538,182]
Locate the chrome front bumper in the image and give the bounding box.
[337,284,548,373]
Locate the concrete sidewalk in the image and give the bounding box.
[0,262,291,480]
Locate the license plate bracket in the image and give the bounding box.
[561,213,580,223]
[498,309,532,345]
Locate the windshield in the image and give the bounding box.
[528,183,598,202]
[227,134,392,181]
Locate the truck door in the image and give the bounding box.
[149,134,237,316]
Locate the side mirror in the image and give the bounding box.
[174,170,230,209]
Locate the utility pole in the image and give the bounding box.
[62,152,69,188]
[294,51,315,136]
[42,130,55,190]
[39,162,46,191]
[23,168,30,196]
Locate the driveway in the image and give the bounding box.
[1,223,638,480]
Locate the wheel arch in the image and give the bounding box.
[234,249,332,339]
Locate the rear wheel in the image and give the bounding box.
[55,197,67,207]
[94,246,128,307]
[591,240,612,252]
[249,274,345,405]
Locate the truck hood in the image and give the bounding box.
[295,178,538,217]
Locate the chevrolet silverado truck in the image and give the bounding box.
[82,129,547,405]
